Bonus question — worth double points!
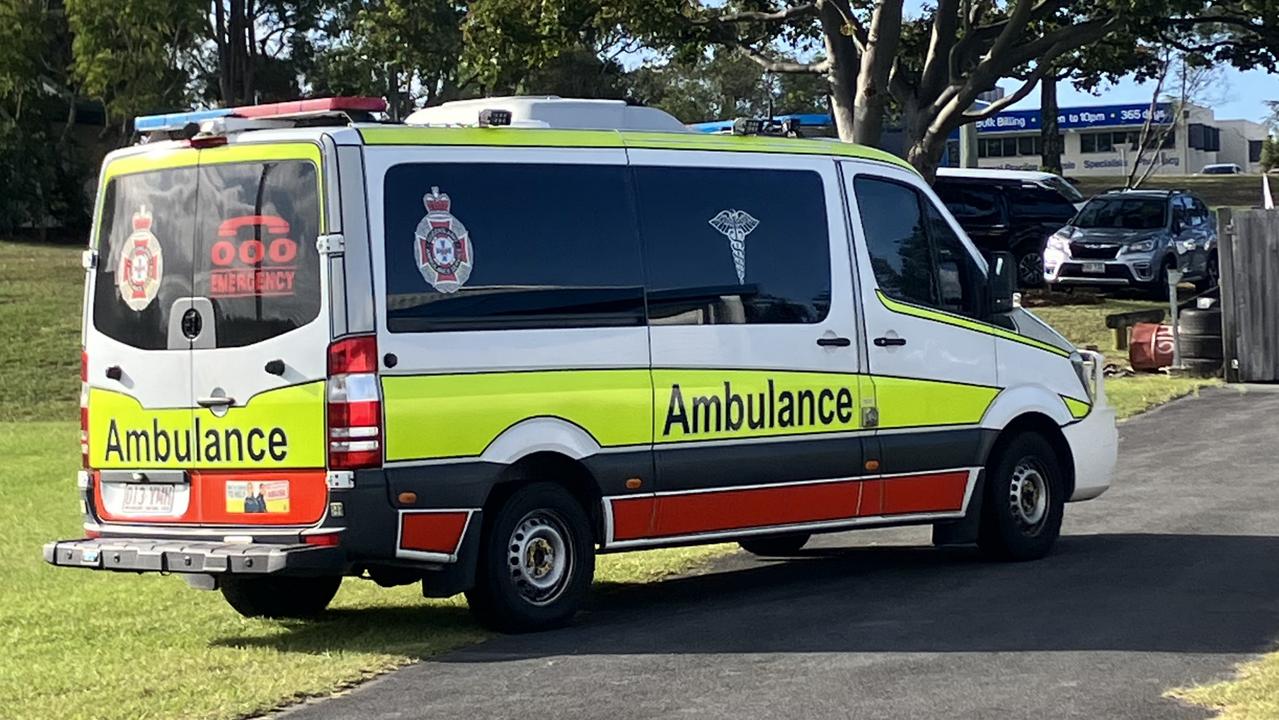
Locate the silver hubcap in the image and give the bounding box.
[507,510,572,606]
[1008,460,1049,531]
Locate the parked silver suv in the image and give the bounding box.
[1043,189,1217,295]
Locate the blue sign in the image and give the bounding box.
[974,102,1172,133]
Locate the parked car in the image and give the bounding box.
[934,168,1084,287]
[1198,163,1243,175]
[1043,189,1217,295]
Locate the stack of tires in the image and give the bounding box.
[1179,306,1223,377]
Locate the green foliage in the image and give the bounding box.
[65,0,204,125]
[1261,135,1279,172]
[629,48,827,123]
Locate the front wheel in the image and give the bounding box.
[1016,248,1046,288]
[465,483,595,633]
[978,433,1065,561]
[220,575,342,619]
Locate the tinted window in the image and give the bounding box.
[193,161,321,348]
[93,168,198,350]
[935,182,1003,225]
[927,204,984,316]
[1008,186,1076,222]
[635,166,830,325]
[1074,197,1168,230]
[382,163,644,332]
[854,178,935,307]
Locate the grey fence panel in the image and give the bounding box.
[1222,209,1279,382]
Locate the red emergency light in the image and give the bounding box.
[234,96,387,119]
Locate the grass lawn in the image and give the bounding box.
[1169,655,1279,719]
[1073,174,1267,210]
[1028,295,1220,419]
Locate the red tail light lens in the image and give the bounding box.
[80,349,89,468]
[327,336,382,470]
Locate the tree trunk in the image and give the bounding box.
[902,101,947,183]
[817,0,857,142]
[1040,77,1062,174]
[851,0,903,147]
[215,1,231,104]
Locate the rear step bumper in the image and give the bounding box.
[44,538,344,575]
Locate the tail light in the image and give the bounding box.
[80,349,89,468]
[327,336,382,469]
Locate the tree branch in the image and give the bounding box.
[692,2,819,26]
[737,44,832,74]
[961,61,1052,120]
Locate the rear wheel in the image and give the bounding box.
[1016,248,1046,288]
[978,433,1065,561]
[738,533,811,557]
[220,575,341,619]
[466,483,595,633]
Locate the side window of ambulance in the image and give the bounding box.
[854,177,934,307]
[381,163,645,332]
[634,166,830,325]
[193,161,322,348]
[854,176,983,318]
[92,168,198,350]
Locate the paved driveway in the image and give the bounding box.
[284,387,1279,720]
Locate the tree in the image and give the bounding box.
[1260,135,1279,172]
[627,48,829,123]
[65,0,204,129]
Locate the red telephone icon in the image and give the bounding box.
[211,214,297,266]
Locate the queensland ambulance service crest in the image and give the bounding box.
[414,187,473,293]
[116,206,163,311]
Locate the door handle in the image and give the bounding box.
[196,396,236,408]
[873,336,907,347]
[816,336,852,347]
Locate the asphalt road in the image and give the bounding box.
[283,386,1279,720]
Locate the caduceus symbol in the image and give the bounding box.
[708,209,759,284]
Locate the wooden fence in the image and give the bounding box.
[1218,208,1279,382]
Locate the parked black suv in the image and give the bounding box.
[933,169,1083,287]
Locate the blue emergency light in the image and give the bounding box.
[133,108,236,133]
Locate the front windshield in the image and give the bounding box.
[1072,197,1167,230]
[1043,176,1084,203]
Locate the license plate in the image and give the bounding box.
[121,484,176,514]
[1083,262,1105,274]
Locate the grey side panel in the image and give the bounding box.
[337,144,375,333]
[655,435,866,492]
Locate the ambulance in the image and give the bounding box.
[45,96,1117,632]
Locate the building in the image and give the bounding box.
[969,102,1269,176]
[688,101,1270,177]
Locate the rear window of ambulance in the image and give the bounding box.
[92,160,320,349]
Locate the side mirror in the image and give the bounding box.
[989,251,1016,315]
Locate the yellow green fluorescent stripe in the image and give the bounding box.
[1063,396,1091,419]
[872,375,999,428]
[876,291,1071,357]
[381,369,654,461]
[357,126,913,170]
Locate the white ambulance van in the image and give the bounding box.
[46,97,1117,632]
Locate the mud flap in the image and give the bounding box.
[931,471,985,547]
[420,510,482,598]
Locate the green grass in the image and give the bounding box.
[1169,653,1279,720]
[1028,295,1219,419]
[0,241,83,421]
[1073,174,1268,209]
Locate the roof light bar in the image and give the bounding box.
[133,96,387,134]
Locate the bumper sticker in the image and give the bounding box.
[226,480,290,514]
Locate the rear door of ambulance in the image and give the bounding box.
[86,142,331,531]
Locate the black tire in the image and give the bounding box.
[738,533,811,557]
[1179,308,1222,336]
[1194,252,1219,293]
[1016,248,1046,288]
[465,483,595,633]
[1181,357,1223,377]
[978,433,1065,561]
[220,575,341,619]
[1179,334,1223,360]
